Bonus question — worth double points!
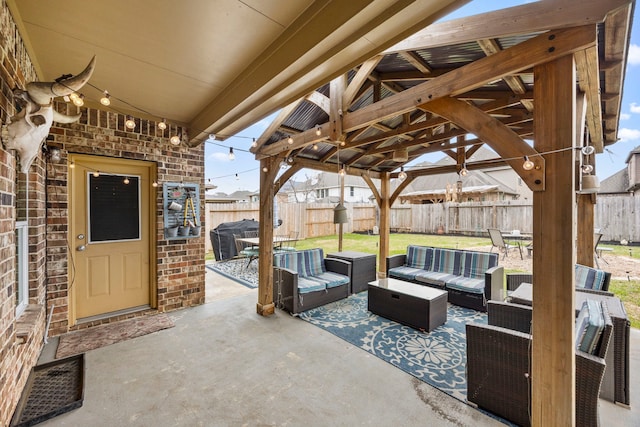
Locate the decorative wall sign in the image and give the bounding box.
[163,182,200,239]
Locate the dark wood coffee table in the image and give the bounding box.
[368,278,447,332]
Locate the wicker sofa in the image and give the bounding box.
[466,300,613,427]
[386,245,503,311]
[506,263,612,294]
[273,248,351,314]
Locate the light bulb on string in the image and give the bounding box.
[123,177,130,184]
[125,117,136,129]
[72,94,85,107]
[582,164,594,174]
[158,120,167,130]
[228,147,235,160]
[69,93,79,102]
[339,164,345,177]
[262,166,268,172]
[313,144,319,150]
[170,134,181,145]
[459,163,468,177]
[100,91,111,106]
[235,173,239,180]
[93,170,100,177]
[69,161,75,169]
[315,125,321,136]
[522,156,535,171]
[152,181,158,187]
[398,166,407,182]
[251,138,257,149]
[287,136,294,144]
[581,145,595,156]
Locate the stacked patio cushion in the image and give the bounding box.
[273,248,349,294]
[575,299,606,355]
[387,245,501,311]
[575,263,609,291]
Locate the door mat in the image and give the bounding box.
[10,354,84,427]
[55,313,174,359]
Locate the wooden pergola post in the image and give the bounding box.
[532,54,577,426]
[577,194,595,266]
[378,172,390,277]
[257,156,278,316]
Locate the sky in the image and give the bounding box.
[205,0,640,194]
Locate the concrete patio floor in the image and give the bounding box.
[37,268,638,426]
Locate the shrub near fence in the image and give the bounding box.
[205,197,639,252]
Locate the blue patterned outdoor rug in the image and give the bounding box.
[206,260,258,289]
[299,291,487,402]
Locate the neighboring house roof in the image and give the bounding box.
[624,145,640,163]
[408,148,519,196]
[599,169,629,194]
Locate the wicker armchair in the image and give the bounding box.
[466,300,613,427]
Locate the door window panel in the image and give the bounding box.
[88,174,141,242]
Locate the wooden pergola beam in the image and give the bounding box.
[575,46,604,151]
[422,97,544,191]
[343,25,596,133]
[385,0,627,53]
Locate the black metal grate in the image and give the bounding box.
[11,354,84,427]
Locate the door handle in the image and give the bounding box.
[76,245,86,252]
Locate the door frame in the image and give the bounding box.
[68,154,158,326]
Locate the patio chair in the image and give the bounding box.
[594,232,613,268]
[467,300,613,427]
[487,228,522,260]
[234,234,259,269]
[278,231,299,252]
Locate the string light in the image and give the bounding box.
[581,145,595,156]
[235,173,239,180]
[398,166,407,181]
[157,119,167,130]
[69,161,75,169]
[93,170,100,177]
[152,181,158,187]
[459,162,468,176]
[170,134,181,145]
[262,166,268,172]
[287,136,294,144]
[251,138,257,148]
[339,164,345,176]
[100,91,111,106]
[125,116,136,129]
[315,125,321,136]
[522,156,535,171]
[313,144,319,150]
[72,93,85,107]
[123,177,130,184]
[228,147,235,160]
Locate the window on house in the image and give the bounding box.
[15,220,29,317]
[350,186,355,197]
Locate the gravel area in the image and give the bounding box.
[469,244,640,281]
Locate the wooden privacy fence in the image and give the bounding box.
[205,196,639,251]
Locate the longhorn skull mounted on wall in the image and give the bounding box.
[1,56,96,173]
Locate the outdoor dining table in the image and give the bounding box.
[502,231,533,258]
[236,235,298,250]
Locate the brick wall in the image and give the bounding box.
[44,104,206,336]
[0,0,47,424]
[0,0,205,423]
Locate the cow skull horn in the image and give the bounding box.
[25,55,96,105]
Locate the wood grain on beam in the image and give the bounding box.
[575,46,604,151]
[422,97,544,191]
[343,56,383,108]
[344,26,596,133]
[386,0,626,53]
[306,90,331,114]
[253,98,304,152]
[531,54,577,427]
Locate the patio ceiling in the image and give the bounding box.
[254,0,634,185]
[7,0,467,146]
